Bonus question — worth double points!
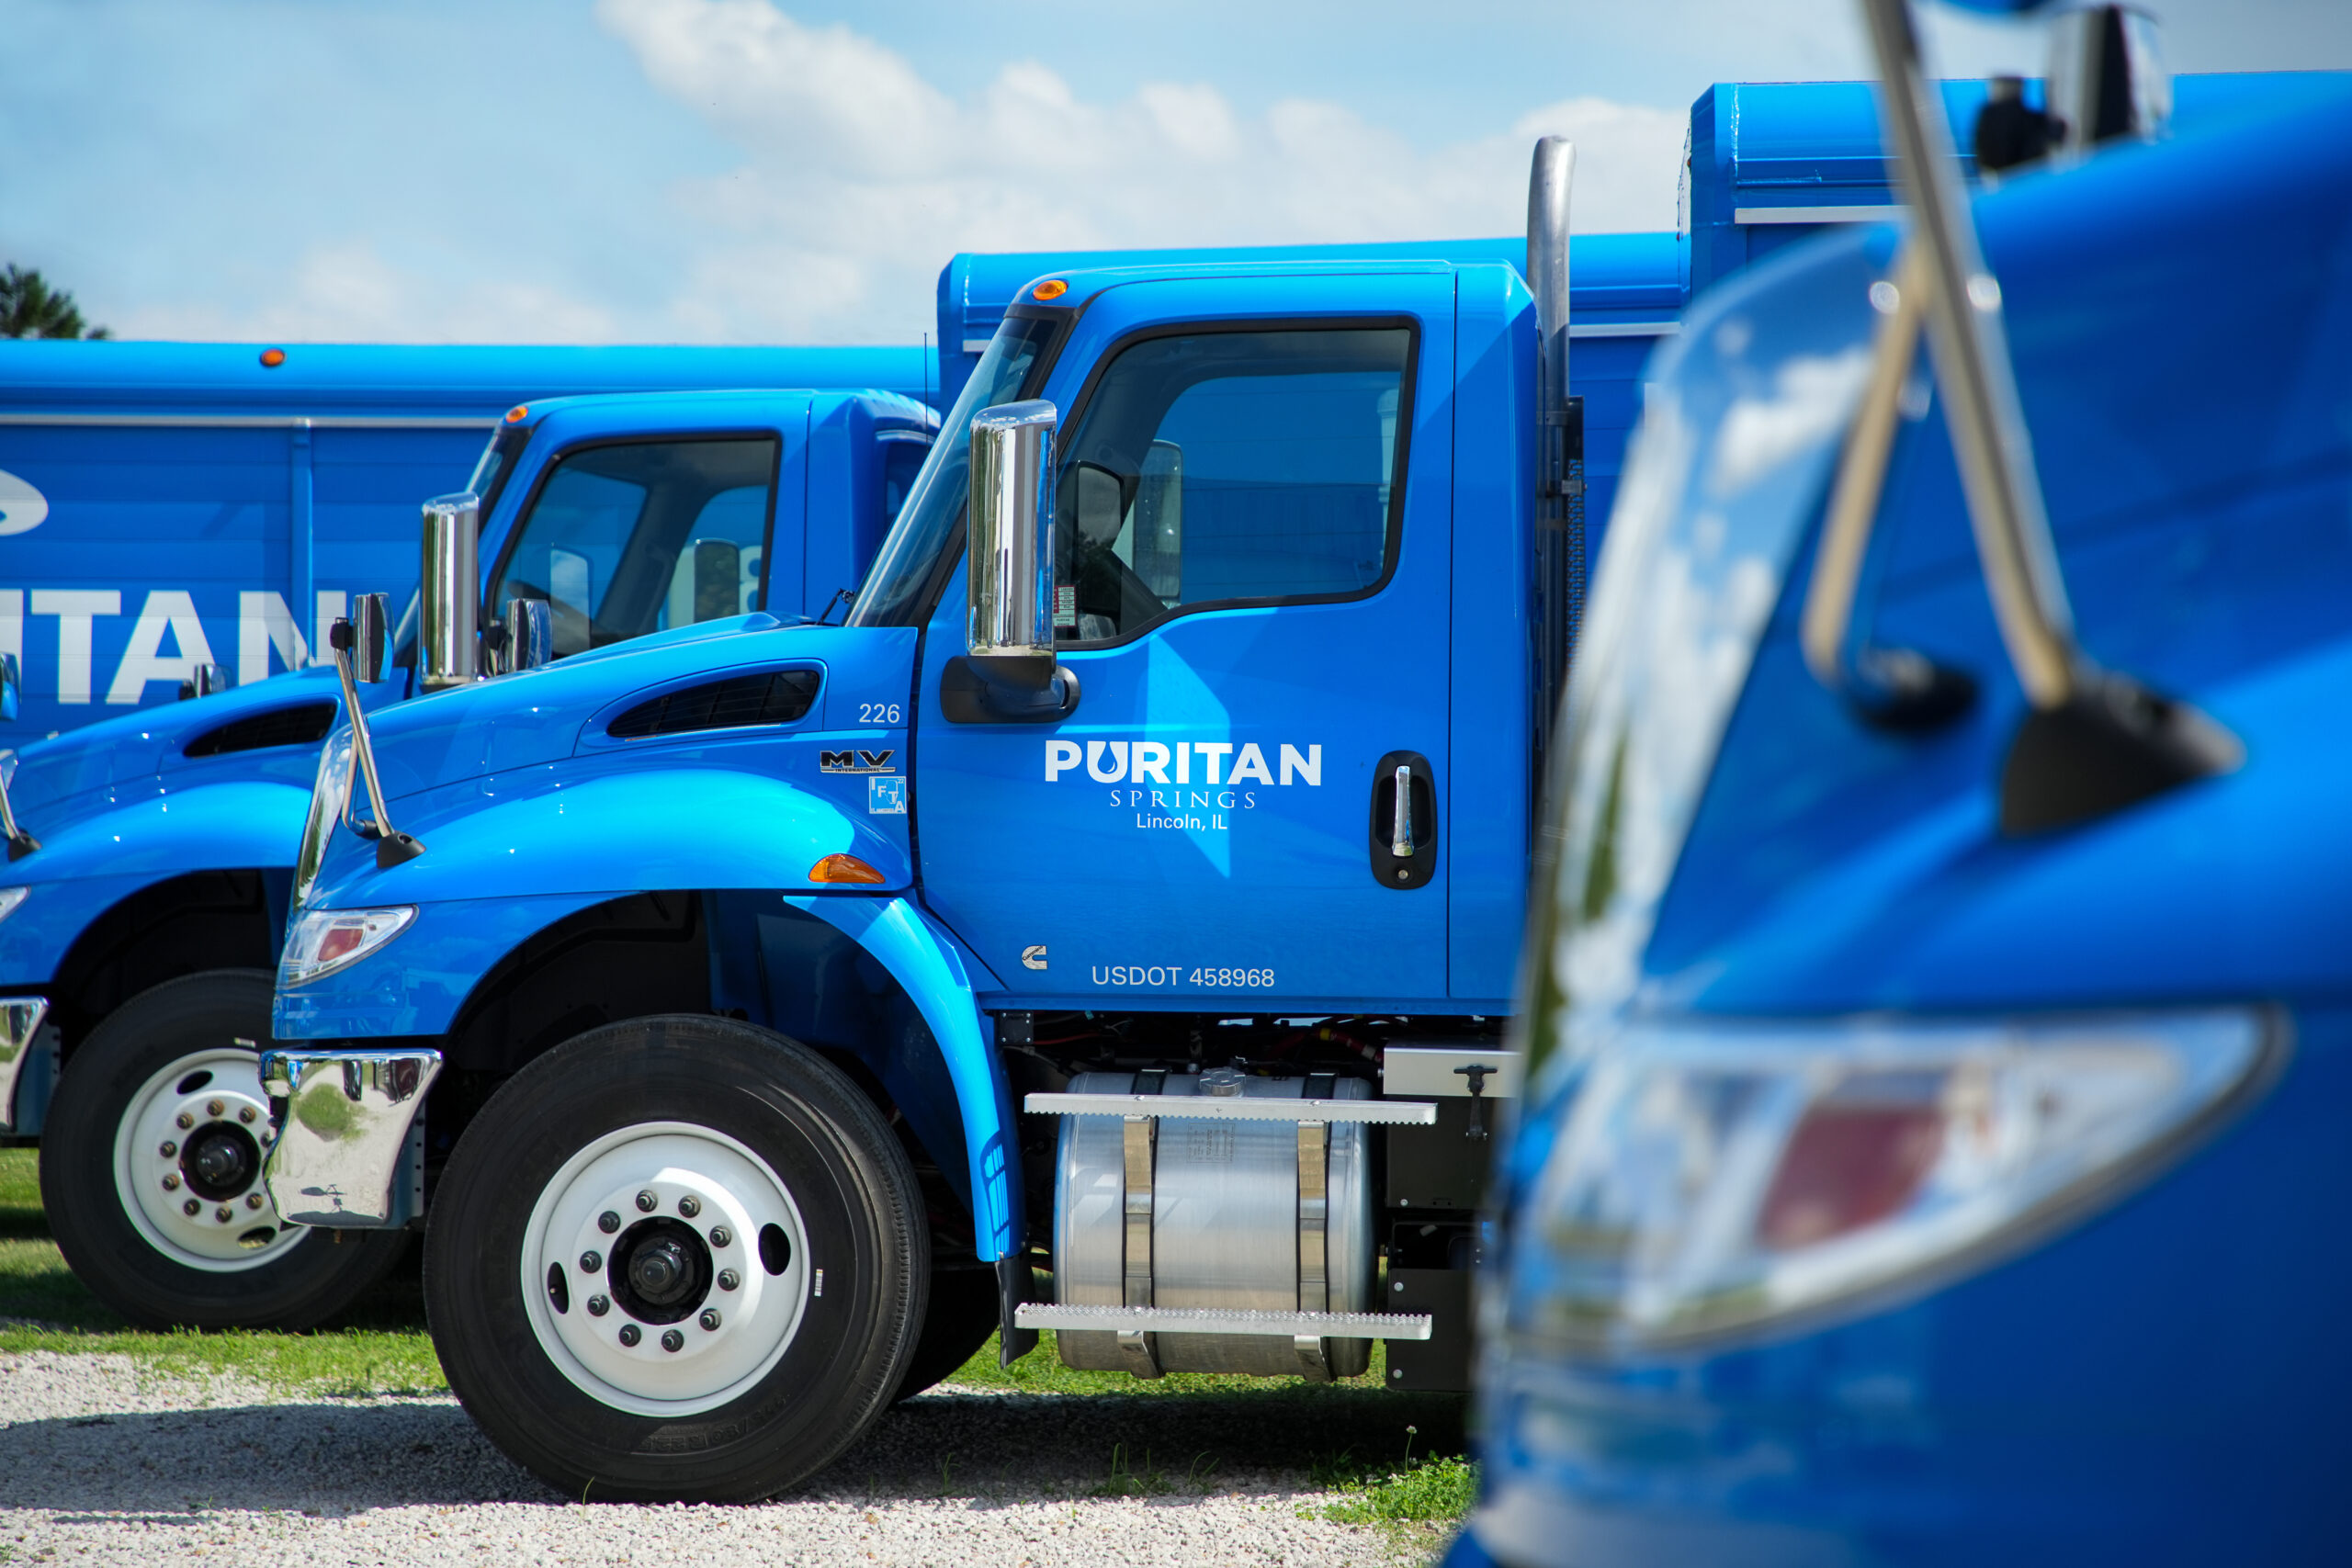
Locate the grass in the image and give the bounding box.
[1312,1424,1481,1551]
[945,1323,1387,1396]
[0,1145,446,1394]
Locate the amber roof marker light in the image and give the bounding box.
[1032,279,1069,301]
[258,347,287,367]
[505,405,528,423]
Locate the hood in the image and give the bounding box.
[359,613,815,800]
[5,664,346,820]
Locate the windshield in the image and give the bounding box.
[487,436,778,657]
[848,312,1061,627]
[466,420,531,523]
[1522,239,1879,1092]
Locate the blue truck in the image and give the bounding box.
[0,386,937,1328]
[1458,6,2352,1566]
[0,343,933,740]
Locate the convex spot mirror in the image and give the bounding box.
[420,491,481,691]
[966,400,1058,662]
[498,597,553,674]
[344,592,391,684]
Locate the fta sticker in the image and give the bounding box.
[867,775,906,815]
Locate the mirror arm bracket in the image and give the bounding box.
[940,656,1080,726]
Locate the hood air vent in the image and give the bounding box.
[183,702,339,758]
[607,670,821,739]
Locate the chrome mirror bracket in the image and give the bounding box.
[1801,243,1975,733]
[1856,0,2235,829]
[326,602,425,871]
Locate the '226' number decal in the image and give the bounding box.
[857,702,903,725]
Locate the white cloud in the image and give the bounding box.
[594,0,1686,344]
[116,241,622,345]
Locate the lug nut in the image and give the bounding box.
[215,1205,233,1223]
[175,1112,195,1130]
[260,1130,274,1145]
[676,1195,701,1219]
[239,1106,257,1123]
[586,1294,610,1317]
[579,1250,602,1273]
[598,1211,620,1235]
[635,1190,656,1213]
[162,1174,181,1191]
[160,1141,177,1158]
[708,1226,731,1247]
[617,1325,641,1347]
[698,1309,721,1332]
[718,1269,740,1292]
[183,1199,201,1216]
[206,1099,225,1118]
[661,1329,684,1353]
[246,1193,265,1210]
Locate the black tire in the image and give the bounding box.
[424,1014,927,1503]
[40,969,411,1330]
[890,1263,1001,1402]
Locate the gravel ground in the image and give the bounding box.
[0,1351,1434,1565]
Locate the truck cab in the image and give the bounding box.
[0,387,933,1332]
[253,204,1665,1499]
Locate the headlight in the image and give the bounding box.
[1510,1009,2278,1348]
[292,724,356,908]
[279,905,415,987]
[0,886,25,925]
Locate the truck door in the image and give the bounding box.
[913,272,1455,1008]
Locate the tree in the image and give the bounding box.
[0,265,109,340]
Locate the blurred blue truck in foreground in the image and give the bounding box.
[1461,7,2352,1564]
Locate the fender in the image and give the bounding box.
[0,779,311,982]
[784,893,1021,1261]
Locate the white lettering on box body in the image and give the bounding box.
[108,591,216,705]
[1046,739,1082,781]
[1229,743,1272,785]
[31,589,120,705]
[1280,744,1321,787]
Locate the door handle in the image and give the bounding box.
[1370,750,1436,890]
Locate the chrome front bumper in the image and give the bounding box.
[0,998,53,1134]
[259,1047,443,1226]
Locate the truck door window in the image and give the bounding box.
[1055,326,1412,643]
[488,436,778,657]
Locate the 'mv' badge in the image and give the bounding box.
[867,775,906,815]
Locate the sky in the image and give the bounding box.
[4,0,2347,348]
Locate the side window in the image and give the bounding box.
[1053,327,1412,643]
[489,436,777,657]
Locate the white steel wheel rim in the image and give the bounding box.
[521,1121,811,1418]
[112,1046,306,1272]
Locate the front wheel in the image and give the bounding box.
[424,1015,927,1503]
[40,970,410,1329]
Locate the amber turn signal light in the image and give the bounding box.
[505,404,528,423]
[1032,278,1069,300]
[809,853,887,885]
[258,347,287,367]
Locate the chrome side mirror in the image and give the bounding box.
[176,662,232,701]
[350,592,391,685]
[420,492,480,691]
[0,652,18,724]
[499,597,553,674]
[966,400,1058,661]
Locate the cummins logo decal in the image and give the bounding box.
[0,470,49,536]
[1046,739,1321,833]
